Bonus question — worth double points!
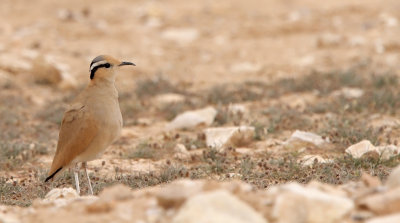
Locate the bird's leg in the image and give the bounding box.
[73,163,80,195]
[82,162,93,195]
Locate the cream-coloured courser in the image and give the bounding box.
[45,55,135,195]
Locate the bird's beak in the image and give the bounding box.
[118,61,136,66]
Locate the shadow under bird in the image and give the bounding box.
[45,55,135,195]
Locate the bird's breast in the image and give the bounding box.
[90,96,122,140]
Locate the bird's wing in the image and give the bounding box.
[48,103,99,175]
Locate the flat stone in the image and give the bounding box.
[345,141,400,160]
[228,104,248,115]
[272,183,354,223]
[299,155,332,167]
[331,87,364,99]
[345,140,378,159]
[44,188,79,201]
[286,130,328,147]
[174,144,188,154]
[204,126,255,149]
[166,107,217,130]
[172,190,267,223]
[376,145,400,160]
[34,187,83,209]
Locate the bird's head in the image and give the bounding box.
[89,55,135,82]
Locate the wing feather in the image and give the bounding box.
[48,104,98,176]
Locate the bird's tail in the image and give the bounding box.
[45,167,63,182]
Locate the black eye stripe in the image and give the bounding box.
[90,63,112,79]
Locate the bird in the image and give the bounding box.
[44,55,135,195]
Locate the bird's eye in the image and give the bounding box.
[104,63,111,68]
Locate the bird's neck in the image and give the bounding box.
[88,79,118,98]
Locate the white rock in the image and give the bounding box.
[386,165,400,189]
[235,148,253,155]
[44,187,79,201]
[174,144,188,153]
[37,187,81,208]
[331,87,364,99]
[366,214,400,223]
[162,28,199,44]
[286,130,328,146]
[376,145,400,160]
[230,62,262,73]
[166,107,217,130]
[172,190,267,223]
[228,104,248,115]
[272,183,354,223]
[153,93,185,108]
[345,140,378,159]
[299,155,331,167]
[345,142,399,160]
[204,126,255,149]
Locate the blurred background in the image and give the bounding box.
[2,0,400,207]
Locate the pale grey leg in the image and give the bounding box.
[82,162,93,195]
[73,163,80,195]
